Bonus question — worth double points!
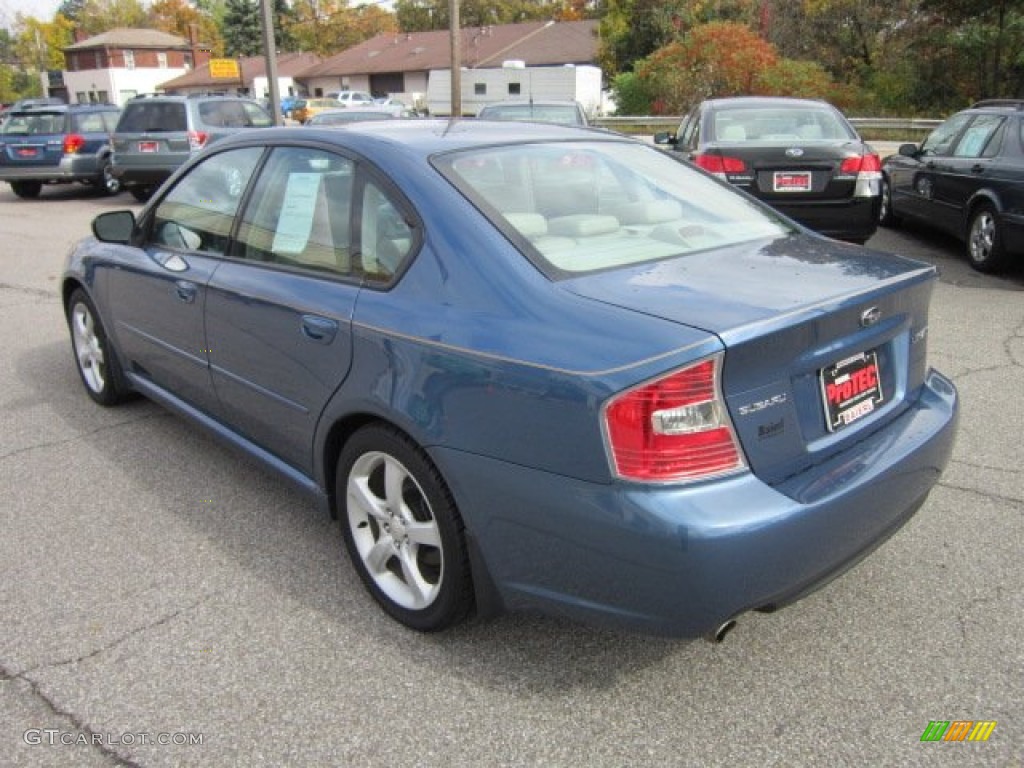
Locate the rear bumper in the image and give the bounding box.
[434,368,957,637]
[111,156,186,186]
[0,154,102,182]
[773,196,881,242]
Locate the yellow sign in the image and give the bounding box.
[209,59,240,79]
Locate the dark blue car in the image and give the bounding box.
[62,121,958,637]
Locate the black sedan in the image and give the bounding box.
[879,100,1024,273]
[656,96,881,243]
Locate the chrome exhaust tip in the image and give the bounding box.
[707,619,737,643]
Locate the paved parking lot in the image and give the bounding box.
[1,184,1021,766]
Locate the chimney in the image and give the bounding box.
[73,28,89,43]
[188,23,211,69]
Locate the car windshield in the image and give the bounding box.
[713,107,855,142]
[1,112,63,135]
[438,141,792,275]
[480,105,582,125]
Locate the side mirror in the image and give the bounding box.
[898,143,919,158]
[92,210,135,244]
[653,131,675,146]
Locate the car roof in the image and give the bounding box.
[966,99,1024,114]
[702,96,834,111]
[480,100,580,109]
[219,117,629,157]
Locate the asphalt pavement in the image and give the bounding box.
[0,185,1021,767]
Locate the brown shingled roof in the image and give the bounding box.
[64,28,191,51]
[159,52,323,90]
[297,20,598,79]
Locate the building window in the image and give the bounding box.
[474,83,486,95]
[508,82,521,95]
[157,52,167,69]
[124,50,135,70]
[97,91,109,103]
[76,91,87,104]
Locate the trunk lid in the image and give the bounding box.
[703,140,870,203]
[562,234,936,485]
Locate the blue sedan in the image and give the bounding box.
[62,121,958,637]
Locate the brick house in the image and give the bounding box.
[62,27,212,106]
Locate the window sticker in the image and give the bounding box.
[272,173,321,254]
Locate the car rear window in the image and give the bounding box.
[480,105,583,125]
[72,111,119,133]
[713,107,856,141]
[1,112,64,135]
[198,100,273,128]
[437,141,792,276]
[117,102,187,133]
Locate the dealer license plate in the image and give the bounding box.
[820,350,883,432]
[138,141,159,153]
[16,147,38,158]
[773,171,811,192]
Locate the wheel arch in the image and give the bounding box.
[963,189,1002,237]
[318,410,506,620]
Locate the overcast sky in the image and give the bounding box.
[0,0,64,27]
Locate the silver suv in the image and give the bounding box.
[111,94,272,201]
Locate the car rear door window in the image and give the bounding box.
[233,147,357,276]
[151,147,263,255]
[952,115,1005,158]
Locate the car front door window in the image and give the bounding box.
[150,147,263,255]
[920,113,972,157]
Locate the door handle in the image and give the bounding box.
[300,314,338,344]
[971,164,985,174]
[174,280,197,304]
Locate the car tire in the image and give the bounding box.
[337,424,473,631]
[66,288,132,406]
[10,180,42,199]
[129,185,153,203]
[99,159,121,196]
[878,175,899,227]
[966,203,1009,273]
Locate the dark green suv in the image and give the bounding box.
[0,103,121,198]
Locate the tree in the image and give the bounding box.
[393,0,567,33]
[222,0,262,56]
[75,0,149,36]
[13,14,75,72]
[148,0,225,56]
[288,1,397,57]
[634,22,778,113]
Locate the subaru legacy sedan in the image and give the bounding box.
[656,97,882,243]
[63,121,957,638]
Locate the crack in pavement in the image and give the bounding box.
[0,281,60,300]
[0,411,172,464]
[1,596,212,768]
[936,479,1024,508]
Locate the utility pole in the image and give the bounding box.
[449,0,460,117]
[259,0,282,125]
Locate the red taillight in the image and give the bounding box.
[694,154,747,175]
[603,356,746,482]
[840,153,882,174]
[63,134,85,154]
[188,130,209,151]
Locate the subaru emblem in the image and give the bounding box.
[785,147,804,158]
[860,306,882,327]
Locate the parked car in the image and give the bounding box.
[655,96,882,243]
[0,102,121,198]
[477,100,589,126]
[879,100,1024,272]
[110,94,273,202]
[327,90,375,107]
[280,94,302,118]
[63,121,957,637]
[290,98,344,124]
[304,107,416,126]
